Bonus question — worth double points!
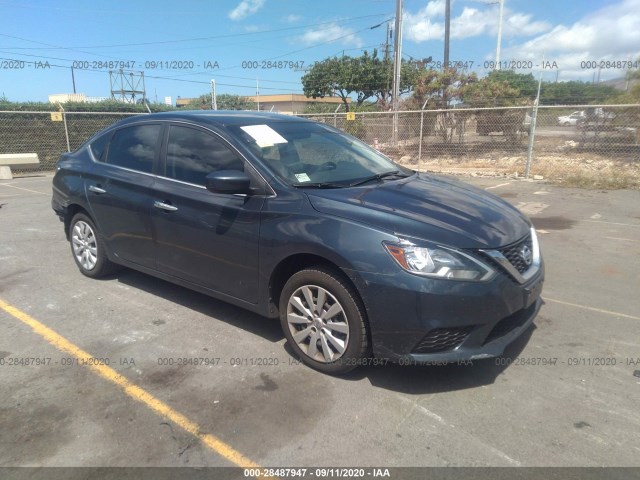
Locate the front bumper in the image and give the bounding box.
[347,263,544,363]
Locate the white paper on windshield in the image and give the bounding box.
[240,124,288,148]
[294,173,310,182]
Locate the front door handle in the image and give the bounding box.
[88,185,106,194]
[154,201,178,212]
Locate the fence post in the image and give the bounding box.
[333,104,342,128]
[418,99,429,166]
[58,103,71,153]
[393,110,398,147]
[525,70,543,178]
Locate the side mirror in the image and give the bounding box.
[205,170,251,194]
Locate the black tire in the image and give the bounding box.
[279,267,368,374]
[69,213,118,278]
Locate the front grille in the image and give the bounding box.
[483,303,536,345]
[498,234,533,274]
[412,326,473,354]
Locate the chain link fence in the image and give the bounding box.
[299,104,640,188]
[0,106,638,187]
[0,111,145,172]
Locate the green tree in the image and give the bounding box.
[302,54,369,112]
[302,100,379,114]
[301,50,414,112]
[187,93,253,110]
[404,67,478,109]
[461,76,522,107]
[485,70,537,98]
[370,57,417,109]
[629,64,640,102]
[460,70,534,107]
[540,80,620,105]
[0,98,174,112]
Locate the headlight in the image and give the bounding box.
[383,239,495,281]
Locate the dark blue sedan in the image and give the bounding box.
[52,111,544,374]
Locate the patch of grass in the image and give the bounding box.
[556,170,640,189]
[398,152,640,190]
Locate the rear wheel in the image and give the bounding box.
[69,213,118,278]
[280,267,368,374]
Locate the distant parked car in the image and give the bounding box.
[576,108,617,131]
[557,111,585,126]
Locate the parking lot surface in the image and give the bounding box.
[1,174,639,467]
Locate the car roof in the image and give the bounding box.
[114,110,315,128]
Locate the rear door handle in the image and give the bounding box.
[88,185,106,194]
[154,201,178,212]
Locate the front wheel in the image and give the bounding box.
[280,267,368,374]
[69,213,118,278]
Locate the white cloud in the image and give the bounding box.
[403,1,445,42]
[501,0,640,80]
[404,0,550,42]
[423,0,446,18]
[298,23,363,48]
[505,13,553,37]
[228,0,265,21]
[284,14,302,23]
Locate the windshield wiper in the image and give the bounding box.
[291,182,345,189]
[349,170,406,187]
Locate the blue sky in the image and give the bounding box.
[1,0,639,103]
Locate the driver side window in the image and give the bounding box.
[165,125,244,186]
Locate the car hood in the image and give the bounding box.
[306,173,531,249]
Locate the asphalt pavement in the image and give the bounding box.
[1,174,639,468]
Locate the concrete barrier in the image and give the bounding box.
[0,153,40,179]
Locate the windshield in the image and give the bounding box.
[229,121,412,187]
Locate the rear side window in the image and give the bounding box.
[89,131,111,162]
[165,125,244,186]
[106,124,162,173]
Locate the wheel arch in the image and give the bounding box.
[268,253,364,319]
[64,204,92,240]
[272,254,374,368]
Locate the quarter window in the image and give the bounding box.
[89,131,111,162]
[105,124,161,173]
[166,126,244,186]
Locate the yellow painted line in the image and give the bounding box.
[542,296,640,321]
[0,183,48,195]
[0,297,262,469]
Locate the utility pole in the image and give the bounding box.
[210,79,217,110]
[525,57,544,179]
[444,0,451,70]
[256,78,260,111]
[391,0,403,145]
[443,0,451,108]
[384,22,391,60]
[71,66,76,94]
[495,0,504,69]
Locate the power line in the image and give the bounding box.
[0,50,298,86]
[0,14,391,51]
[127,19,393,81]
[0,15,393,92]
[0,56,304,93]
